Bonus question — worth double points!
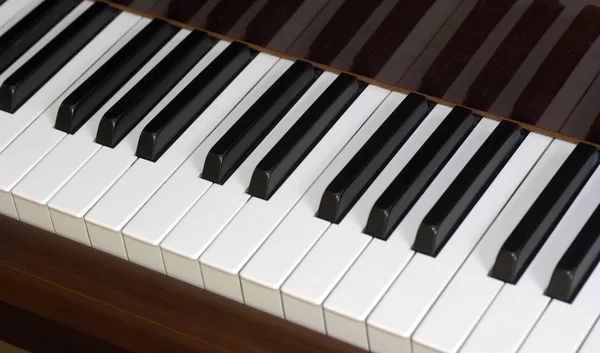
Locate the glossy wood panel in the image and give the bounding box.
[0,301,130,353]
[101,0,600,145]
[0,215,366,353]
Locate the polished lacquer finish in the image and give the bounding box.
[103,0,600,145]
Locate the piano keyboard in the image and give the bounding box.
[1,1,600,353]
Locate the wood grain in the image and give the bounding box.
[0,214,367,353]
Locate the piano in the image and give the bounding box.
[1,0,599,352]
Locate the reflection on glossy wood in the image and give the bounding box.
[463,0,563,112]
[102,0,600,145]
[417,0,518,99]
[511,4,600,129]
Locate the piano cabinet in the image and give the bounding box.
[0,214,366,353]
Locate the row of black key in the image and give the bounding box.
[310,89,600,304]
[0,1,368,199]
[0,0,366,198]
[0,2,119,112]
[2,0,600,306]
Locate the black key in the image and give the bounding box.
[96,31,216,148]
[546,202,600,303]
[0,3,119,113]
[0,0,81,76]
[316,93,435,224]
[363,107,480,241]
[202,61,321,184]
[0,0,7,7]
[247,74,365,200]
[490,143,600,284]
[136,42,257,162]
[54,20,178,135]
[413,121,527,257]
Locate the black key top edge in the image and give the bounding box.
[201,60,321,184]
[545,201,600,303]
[96,31,217,148]
[0,3,119,113]
[247,73,366,200]
[136,41,258,162]
[490,143,600,284]
[54,19,179,134]
[316,93,434,224]
[363,106,480,241]
[413,121,527,257]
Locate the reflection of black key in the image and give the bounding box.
[316,93,434,224]
[414,121,527,257]
[0,3,119,113]
[96,31,216,148]
[202,61,320,184]
[0,0,81,76]
[490,143,599,284]
[55,20,178,135]
[363,107,480,241]
[247,74,365,200]
[136,42,256,162]
[546,202,600,303]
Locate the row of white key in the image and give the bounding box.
[352,131,552,352]
[123,58,317,275]
[0,2,140,218]
[458,156,600,353]
[46,27,195,244]
[411,138,596,353]
[197,81,390,303]
[83,41,273,259]
[9,17,156,232]
[2,3,600,352]
[239,91,418,318]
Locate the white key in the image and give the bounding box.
[279,103,449,335]
[159,68,336,288]
[47,28,192,246]
[199,83,390,303]
[0,16,147,221]
[411,139,574,353]
[460,166,600,353]
[518,260,600,353]
[578,316,600,353]
[0,7,140,217]
[323,119,527,349]
[84,43,270,259]
[0,0,41,34]
[310,118,498,341]
[10,18,157,232]
[0,1,136,153]
[240,91,411,318]
[122,55,284,273]
[366,133,552,353]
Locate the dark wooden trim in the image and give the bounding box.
[0,301,131,353]
[0,214,366,353]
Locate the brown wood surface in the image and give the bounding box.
[98,0,600,146]
[0,214,367,353]
[1,301,130,353]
